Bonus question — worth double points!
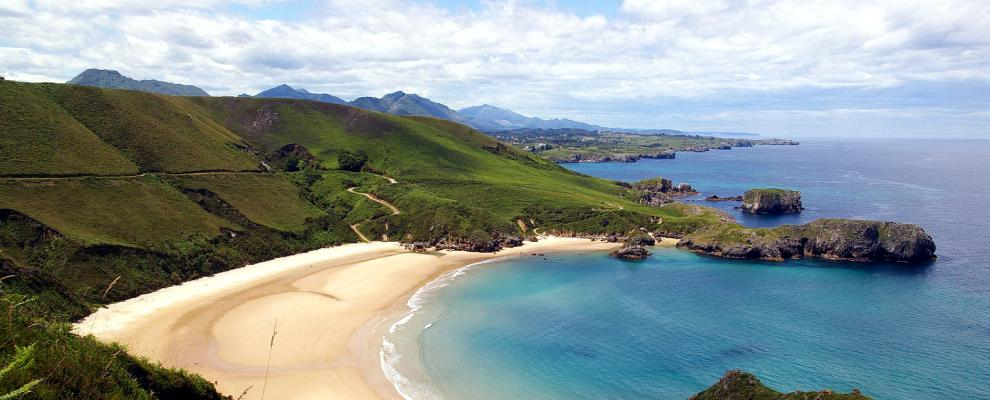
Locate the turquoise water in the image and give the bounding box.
[384,139,990,399]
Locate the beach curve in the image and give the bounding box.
[73,237,624,400]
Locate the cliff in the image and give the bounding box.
[691,370,870,400]
[741,189,803,214]
[677,219,936,263]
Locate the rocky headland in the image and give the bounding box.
[677,219,936,263]
[691,370,870,400]
[741,189,803,214]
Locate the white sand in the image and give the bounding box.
[74,237,623,400]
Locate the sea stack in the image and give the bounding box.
[691,370,871,400]
[741,188,803,214]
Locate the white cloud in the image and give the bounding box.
[0,0,987,134]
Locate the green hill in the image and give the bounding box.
[0,82,140,175]
[0,79,723,399]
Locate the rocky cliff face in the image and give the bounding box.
[677,219,936,263]
[741,189,803,214]
[691,370,870,400]
[635,177,697,206]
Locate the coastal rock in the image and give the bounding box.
[741,189,803,214]
[610,245,651,260]
[610,233,656,260]
[690,370,871,400]
[759,138,800,145]
[625,233,656,247]
[635,177,697,206]
[799,219,936,263]
[706,195,743,202]
[677,219,936,263]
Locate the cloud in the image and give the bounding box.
[0,0,987,135]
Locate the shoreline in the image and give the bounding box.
[73,237,631,400]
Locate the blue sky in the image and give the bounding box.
[1,0,987,137]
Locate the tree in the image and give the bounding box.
[337,150,368,172]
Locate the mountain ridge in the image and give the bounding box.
[67,68,209,96]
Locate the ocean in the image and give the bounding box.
[383,138,990,399]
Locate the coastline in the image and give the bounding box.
[73,237,626,400]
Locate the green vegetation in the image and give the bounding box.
[1,81,735,398]
[168,173,325,232]
[0,81,139,176]
[44,83,259,173]
[0,176,237,247]
[493,128,794,162]
[0,283,228,400]
[743,188,792,201]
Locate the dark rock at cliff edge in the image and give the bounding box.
[677,219,936,263]
[741,189,803,214]
[690,370,871,400]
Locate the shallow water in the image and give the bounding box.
[384,139,990,399]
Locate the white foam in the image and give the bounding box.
[380,256,514,400]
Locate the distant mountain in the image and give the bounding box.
[67,69,208,96]
[458,104,602,132]
[371,91,468,123]
[253,84,348,105]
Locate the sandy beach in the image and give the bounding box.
[74,237,631,400]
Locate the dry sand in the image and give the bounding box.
[74,237,625,400]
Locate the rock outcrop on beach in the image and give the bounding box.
[690,370,871,400]
[741,189,803,214]
[610,233,655,260]
[677,219,936,263]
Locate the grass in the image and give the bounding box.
[168,173,326,232]
[0,176,237,247]
[0,81,139,176]
[0,284,229,400]
[46,84,260,173]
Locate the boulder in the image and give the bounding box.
[706,195,743,202]
[691,370,871,400]
[610,245,651,260]
[741,189,803,214]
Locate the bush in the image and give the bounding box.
[337,150,368,172]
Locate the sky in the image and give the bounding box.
[1,0,988,137]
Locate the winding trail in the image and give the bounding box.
[347,174,400,242]
[347,187,400,215]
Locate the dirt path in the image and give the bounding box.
[350,224,371,242]
[346,187,400,216]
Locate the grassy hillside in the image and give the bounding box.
[0,81,728,399]
[0,176,237,247]
[168,173,325,232]
[0,81,140,175]
[45,83,260,173]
